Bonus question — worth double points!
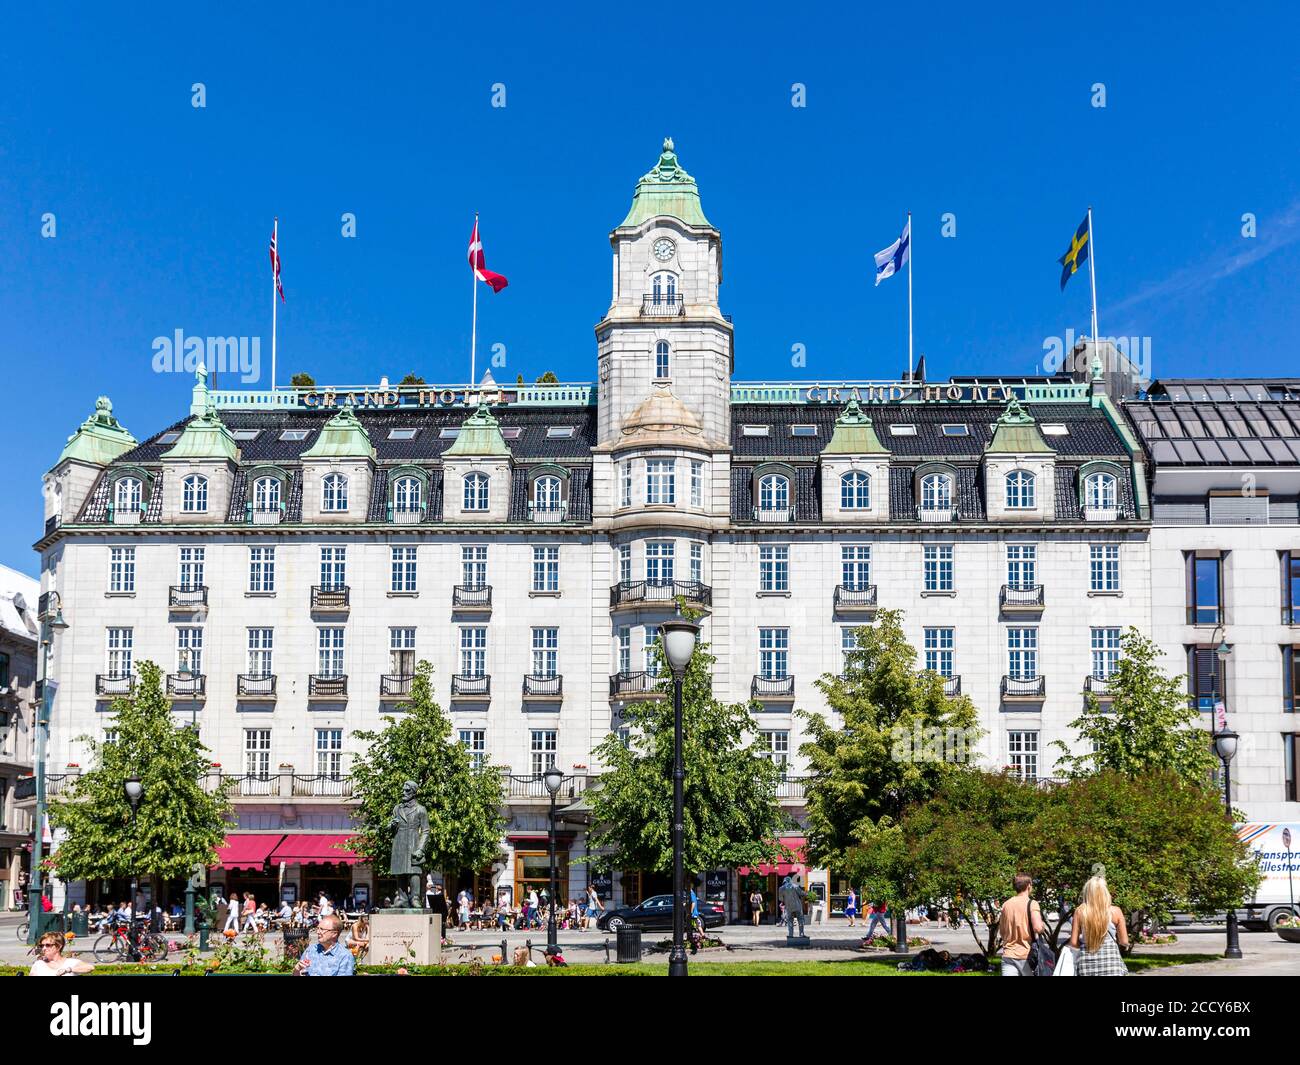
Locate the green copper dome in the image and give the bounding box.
[821,400,889,455]
[619,138,712,229]
[444,405,509,457]
[985,396,1055,454]
[55,396,137,468]
[301,406,376,460]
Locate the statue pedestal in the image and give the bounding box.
[370,910,442,965]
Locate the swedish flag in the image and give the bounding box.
[1058,214,1090,291]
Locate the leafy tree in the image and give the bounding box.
[1053,627,1217,785]
[586,629,789,875]
[348,662,505,877]
[535,371,559,384]
[398,373,425,385]
[49,661,231,888]
[290,372,315,388]
[798,610,982,871]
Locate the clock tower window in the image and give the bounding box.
[655,341,670,380]
[650,272,677,306]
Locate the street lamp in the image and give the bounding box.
[659,612,699,978]
[124,777,144,961]
[542,763,565,957]
[26,593,67,946]
[1211,727,1243,960]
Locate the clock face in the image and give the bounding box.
[653,238,675,262]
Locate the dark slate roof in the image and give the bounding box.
[508,467,593,522]
[226,469,249,522]
[77,472,112,523]
[1125,397,1300,466]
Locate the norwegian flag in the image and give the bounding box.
[269,222,285,302]
[468,217,509,293]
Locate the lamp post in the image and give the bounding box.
[1211,727,1243,960]
[124,777,144,962]
[542,764,565,957]
[659,612,700,978]
[26,594,67,946]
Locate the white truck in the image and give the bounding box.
[1239,823,1300,931]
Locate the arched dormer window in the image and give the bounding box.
[114,476,143,513]
[757,472,791,520]
[534,475,562,509]
[253,475,282,512]
[840,470,871,510]
[920,472,953,511]
[321,472,349,512]
[1084,471,1117,511]
[463,472,490,511]
[393,475,422,513]
[654,341,670,380]
[1005,470,1036,510]
[650,272,677,306]
[182,474,208,512]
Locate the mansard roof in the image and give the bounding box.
[1126,390,1300,466]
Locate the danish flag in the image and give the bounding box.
[467,217,509,293]
[269,223,285,302]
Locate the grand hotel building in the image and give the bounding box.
[26,141,1300,914]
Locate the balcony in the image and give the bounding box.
[502,771,589,800]
[237,674,277,700]
[311,585,350,612]
[610,580,712,610]
[916,506,955,523]
[751,507,795,523]
[526,502,568,525]
[15,773,78,803]
[833,584,878,613]
[96,674,135,697]
[167,673,206,699]
[641,293,684,317]
[110,505,142,526]
[1000,584,1045,612]
[1083,506,1118,523]
[1002,675,1046,701]
[1085,674,1115,701]
[453,584,492,611]
[451,674,491,700]
[389,506,425,525]
[609,671,667,699]
[380,673,414,698]
[920,672,962,696]
[751,675,795,701]
[308,675,348,700]
[202,773,354,800]
[249,506,282,526]
[522,674,563,701]
[169,585,208,610]
[774,775,809,801]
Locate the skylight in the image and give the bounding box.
[889,424,918,436]
[157,431,181,444]
[791,425,818,437]
[439,428,460,439]
[546,426,576,438]
[941,424,969,436]
[279,429,310,441]
[387,428,419,441]
[232,429,261,441]
[501,427,523,440]
[1041,424,1069,436]
[741,425,770,437]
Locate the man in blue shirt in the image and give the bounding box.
[293,914,355,976]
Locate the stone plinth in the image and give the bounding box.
[370,910,442,965]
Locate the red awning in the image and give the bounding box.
[267,834,359,866]
[214,834,284,870]
[738,836,808,878]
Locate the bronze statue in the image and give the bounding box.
[778,874,808,939]
[387,780,430,908]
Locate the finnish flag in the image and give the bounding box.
[874,219,910,286]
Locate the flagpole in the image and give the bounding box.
[1087,206,1099,351]
[470,213,479,386]
[271,217,278,393]
[907,210,914,380]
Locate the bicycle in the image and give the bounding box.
[93,920,169,963]
[15,920,29,943]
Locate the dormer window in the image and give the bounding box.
[463,472,490,511]
[759,473,790,512]
[1005,470,1036,510]
[1084,472,1118,511]
[534,475,562,510]
[114,476,143,513]
[650,272,677,305]
[182,474,208,513]
[253,476,281,512]
[920,473,952,510]
[655,341,670,380]
[393,476,422,513]
[322,473,349,512]
[840,471,871,510]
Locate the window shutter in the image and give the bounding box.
[1208,495,1269,525]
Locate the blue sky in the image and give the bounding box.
[2,4,1298,573]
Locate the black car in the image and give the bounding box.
[596,894,726,931]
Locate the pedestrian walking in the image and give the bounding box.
[864,900,889,939]
[224,892,241,933]
[997,874,1046,976]
[749,888,764,926]
[425,873,435,911]
[1068,875,1129,976]
[457,889,471,928]
[844,887,858,928]
[585,884,604,930]
[242,892,259,933]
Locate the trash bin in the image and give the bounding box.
[36,911,66,938]
[282,928,310,960]
[615,926,642,963]
[71,910,89,937]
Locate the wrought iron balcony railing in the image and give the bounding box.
[751,675,796,699]
[453,584,492,610]
[308,674,348,698]
[610,580,712,609]
[389,505,426,525]
[751,506,795,523]
[1002,675,1046,699]
[502,771,589,800]
[96,674,135,697]
[381,673,414,697]
[1000,584,1045,611]
[169,585,208,609]
[451,674,491,698]
[916,506,955,522]
[237,674,277,698]
[526,502,568,524]
[609,671,668,698]
[834,584,878,611]
[248,506,283,525]
[1085,674,1114,698]
[522,674,563,699]
[311,585,350,611]
[641,293,684,317]
[167,673,206,698]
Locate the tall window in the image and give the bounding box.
[646,541,675,583]
[182,474,208,513]
[617,626,631,674]
[646,460,676,505]
[1091,627,1121,680]
[841,627,861,674]
[1283,552,1300,624]
[1008,731,1039,782]
[650,272,676,304]
[253,476,281,512]
[690,460,704,507]
[1006,544,1037,589]
[923,545,954,592]
[1286,647,1300,713]
[1007,627,1038,680]
[840,471,871,510]
[106,628,133,676]
[530,730,557,775]
[463,472,489,511]
[924,628,954,677]
[920,473,952,511]
[534,475,562,512]
[321,473,348,512]
[759,730,790,773]
[759,545,789,592]
[620,462,632,508]
[460,627,487,677]
[1188,646,1227,713]
[1090,545,1121,593]
[390,628,416,675]
[178,546,205,589]
[317,627,345,676]
[655,340,670,379]
[109,546,135,593]
[244,729,271,779]
[841,545,871,590]
[1005,470,1035,509]
[1286,735,1300,803]
[393,476,422,513]
[759,628,789,678]
[690,543,703,584]
[1188,554,1223,624]
[532,628,559,677]
[247,628,273,676]
[391,546,418,593]
[114,476,142,513]
[249,546,276,593]
[316,729,343,778]
[176,627,203,674]
[320,546,346,589]
[1085,472,1117,511]
[644,629,661,677]
[460,730,487,771]
[758,474,789,513]
[532,546,559,592]
[461,545,487,588]
[618,544,631,583]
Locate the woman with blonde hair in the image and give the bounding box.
[1068,875,1130,976]
[30,932,94,976]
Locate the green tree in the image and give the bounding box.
[1054,627,1217,785]
[49,661,231,887]
[347,662,505,877]
[398,373,425,385]
[798,610,982,871]
[586,631,788,875]
[535,371,559,384]
[290,372,315,388]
